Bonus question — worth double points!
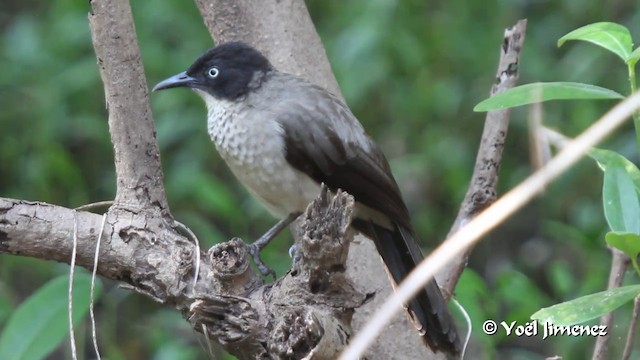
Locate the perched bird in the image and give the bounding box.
[153,41,461,355]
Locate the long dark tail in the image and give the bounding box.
[353,219,461,356]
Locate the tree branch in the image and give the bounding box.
[0,198,197,303]
[592,248,630,360]
[88,0,169,213]
[85,0,198,306]
[439,19,527,294]
[0,186,363,359]
[622,294,640,360]
[191,187,363,359]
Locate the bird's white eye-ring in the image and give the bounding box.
[207,67,220,79]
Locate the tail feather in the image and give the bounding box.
[353,219,461,356]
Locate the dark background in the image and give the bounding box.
[1,0,638,358]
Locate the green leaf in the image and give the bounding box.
[558,22,632,62]
[0,273,102,360]
[589,149,640,188]
[606,232,640,275]
[473,82,623,111]
[602,162,640,233]
[628,47,640,68]
[589,149,640,234]
[531,285,640,326]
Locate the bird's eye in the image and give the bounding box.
[207,67,220,79]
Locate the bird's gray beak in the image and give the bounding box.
[152,71,197,92]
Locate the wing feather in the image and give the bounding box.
[274,78,411,230]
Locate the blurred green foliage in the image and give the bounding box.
[1,0,639,358]
[0,273,102,360]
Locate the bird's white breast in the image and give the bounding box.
[195,89,321,218]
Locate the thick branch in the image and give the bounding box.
[439,19,527,294]
[88,0,169,212]
[83,0,198,309]
[0,198,198,304]
[0,186,364,359]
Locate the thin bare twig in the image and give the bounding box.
[622,295,640,360]
[439,19,527,294]
[592,248,629,360]
[90,214,107,360]
[74,201,113,211]
[68,210,78,360]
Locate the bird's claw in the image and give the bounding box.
[288,243,302,265]
[247,243,276,280]
[288,244,297,258]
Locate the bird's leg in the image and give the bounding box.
[248,212,300,278]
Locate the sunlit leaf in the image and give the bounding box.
[558,22,632,62]
[473,82,623,111]
[0,274,102,360]
[531,285,640,326]
[605,232,640,275]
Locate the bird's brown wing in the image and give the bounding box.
[273,76,461,355]
[275,81,411,231]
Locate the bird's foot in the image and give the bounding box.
[245,213,301,280]
[246,242,276,280]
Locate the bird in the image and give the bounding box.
[152,41,461,356]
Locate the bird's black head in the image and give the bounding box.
[152,41,274,101]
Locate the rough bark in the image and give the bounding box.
[0,188,362,359]
[89,0,169,213]
[0,198,195,305]
[188,187,364,359]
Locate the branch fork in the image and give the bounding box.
[189,186,364,359]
